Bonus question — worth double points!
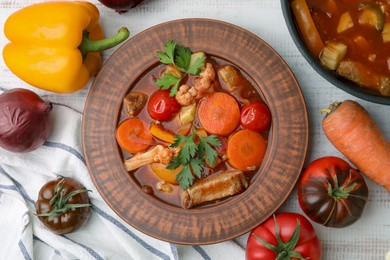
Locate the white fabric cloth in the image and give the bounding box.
[0,103,246,260]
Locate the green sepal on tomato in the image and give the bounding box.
[240,101,271,132]
[147,89,181,122]
[246,212,321,260]
[36,178,91,235]
[298,156,368,228]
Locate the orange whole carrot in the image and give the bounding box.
[322,100,390,192]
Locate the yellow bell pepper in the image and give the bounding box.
[2,1,130,93]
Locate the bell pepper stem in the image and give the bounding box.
[79,27,130,59]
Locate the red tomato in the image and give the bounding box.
[298,156,368,228]
[240,101,271,132]
[147,90,181,121]
[246,213,321,260]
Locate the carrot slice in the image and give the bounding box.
[226,129,267,171]
[116,118,154,154]
[197,92,240,136]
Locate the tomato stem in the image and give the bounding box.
[36,178,91,217]
[254,215,309,260]
[328,171,358,200]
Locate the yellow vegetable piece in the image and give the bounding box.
[2,1,129,93]
[149,122,176,144]
[150,163,182,184]
[337,12,354,33]
[382,23,390,43]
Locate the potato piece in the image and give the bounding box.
[379,77,390,96]
[337,12,354,33]
[320,42,348,70]
[189,52,206,69]
[163,64,182,78]
[179,103,196,125]
[382,23,390,43]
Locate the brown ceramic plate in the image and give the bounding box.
[82,18,308,245]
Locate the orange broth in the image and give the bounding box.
[306,0,390,86]
[118,57,268,208]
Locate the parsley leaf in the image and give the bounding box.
[175,164,194,190]
[175,45,191,70]
[168,131,221,190]
[156,40,176,65]
[155,40,206,96]
[155,73,181,90]
[187,56,207,75]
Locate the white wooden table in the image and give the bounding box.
[1,0,389,259]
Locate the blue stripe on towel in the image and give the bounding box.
[43,141,86,165]
[0,166,104,259]
[170,243,179,260]
[192,245,211,260]
[64,236,104,260]
[33,235,62,256]
[0,184,18,191]
[18,240,32,260]
[0,166,35,204]
[92,206,171,260]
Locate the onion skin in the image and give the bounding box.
[98,0,147,13]
[0,88,52,153]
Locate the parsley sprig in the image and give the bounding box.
[156,40,206,96]
[167,130,221,190]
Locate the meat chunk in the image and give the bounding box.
[218,65,250,104]
[181,170,248,209]
[336,60,390,96]
[123,92,148,116]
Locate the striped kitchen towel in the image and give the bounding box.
[0,103,246,260]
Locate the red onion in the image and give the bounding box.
[98,0,148,13]
[0,88,52,153]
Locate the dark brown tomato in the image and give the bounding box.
[36,178,91,234]
[298,156,368,228]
